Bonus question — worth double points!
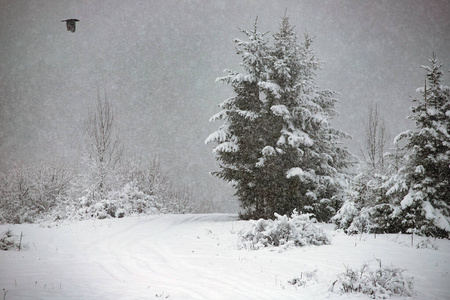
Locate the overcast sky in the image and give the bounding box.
[1,0,449,211]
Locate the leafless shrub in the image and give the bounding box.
[117,156,193,214]
[0,162,73,223]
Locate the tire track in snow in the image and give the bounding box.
[144,215,276,299]
[82,214,273,299]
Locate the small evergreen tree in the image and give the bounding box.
[335,55,450,237]
[392,54,450,237]
[206,16,352,220]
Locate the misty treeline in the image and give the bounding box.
[207,16,449,237]
[0,93,195,224]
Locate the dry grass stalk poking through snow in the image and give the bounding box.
[288,269,318,288]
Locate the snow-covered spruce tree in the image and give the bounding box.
[205,18,271,219]
[389,54,450,237]
[206,16,352,220]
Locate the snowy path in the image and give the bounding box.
[1,214,449,299]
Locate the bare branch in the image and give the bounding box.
[82,91,123,200]
[361,103,390,173]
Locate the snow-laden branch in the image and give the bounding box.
[213,142,239,154]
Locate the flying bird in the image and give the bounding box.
[62,19,79,33]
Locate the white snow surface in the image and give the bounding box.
[1,214,449,300]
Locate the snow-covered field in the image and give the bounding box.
[1,214,449,300]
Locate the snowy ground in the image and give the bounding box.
[0,214,449,300]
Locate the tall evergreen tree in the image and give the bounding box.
[391,54,450,236]
[205,18,271,218]
[206,16,352,220]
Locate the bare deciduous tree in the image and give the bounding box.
[82,91,123,200]
[360,103,390,174]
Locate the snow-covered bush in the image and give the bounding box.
[42,156,193,222]
[51,180,189,222]
[0,162,73,224]
[116,157,193,214]
[332,200,364,234]
[74,95,192,220]
[415,237,438,250]
[77,182,160,219]
[0,158,193,225]
[333,201,401,235]
[331,259,414,299]
[0,230,22,251]
[237,210,330,250]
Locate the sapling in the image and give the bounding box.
[18,232,23,251]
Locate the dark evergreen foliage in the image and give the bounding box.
[206,16,352,220]
[391,54,450,237]
[334,54,450,238]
